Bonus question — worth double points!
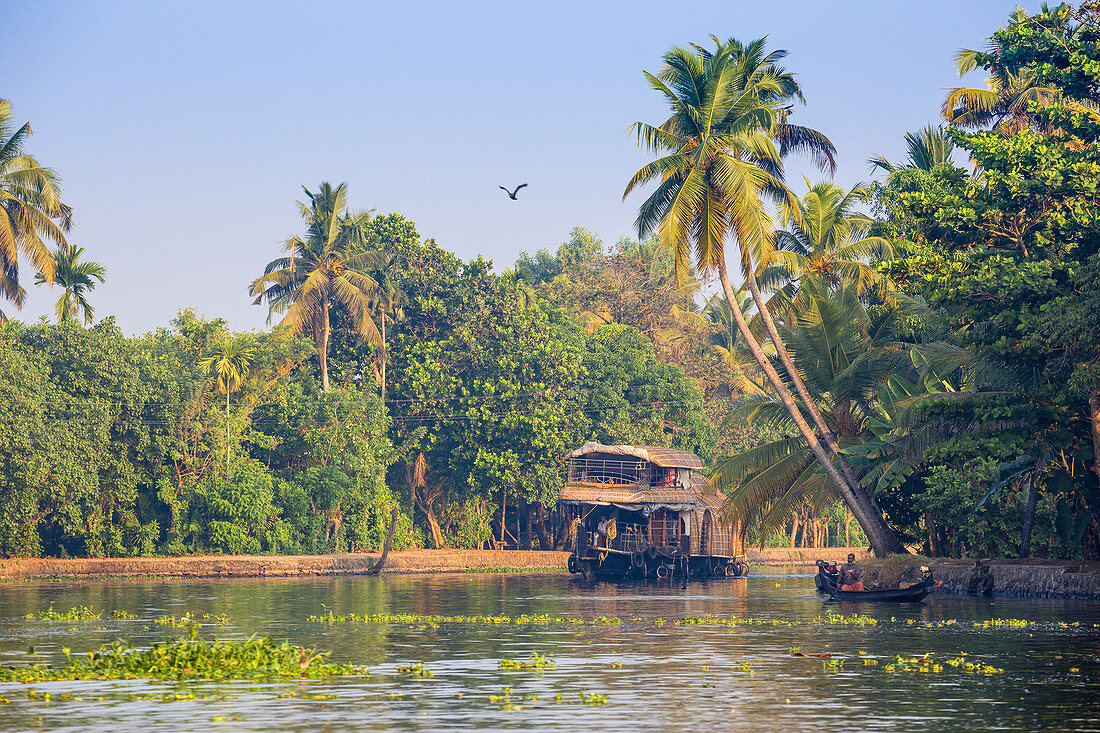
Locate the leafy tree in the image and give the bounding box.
[34,245,106,325]
[0,99,71,317]
[876,3,1100,556]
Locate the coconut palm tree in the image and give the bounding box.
[198,338,255,473]
[34,246,106,325]
[366,252,407,400]
[759,180,895,299]
[943,5,1090,136]
[624,36,906,555]
[250,183,385,391]
[0,99,72,313]
[867,125,956,176]
[713,279,909,534]
[702,292,768,396]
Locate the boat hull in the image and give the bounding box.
[568,549,746,581]
[830,574,934,603]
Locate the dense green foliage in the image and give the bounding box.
[6,5,1100,560]
[859,2,1100,557]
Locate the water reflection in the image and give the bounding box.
[0,571,1096,731]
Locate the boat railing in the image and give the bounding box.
[563,458,653,487]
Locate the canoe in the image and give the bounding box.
[830,572,934,603]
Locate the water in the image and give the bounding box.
[0,569,1097,732]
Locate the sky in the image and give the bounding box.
[5,0,1041,334]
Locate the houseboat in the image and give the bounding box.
[560,442,746,581]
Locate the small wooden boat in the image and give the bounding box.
[830,569,934,603]
[814,560,838,593]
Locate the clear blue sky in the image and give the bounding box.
[6,1,1036,334]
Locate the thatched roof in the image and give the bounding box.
[566,442,703,469]
[559,483,700,505]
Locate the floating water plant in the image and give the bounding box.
[0,633,367,682]
[309,610,592,626]
[111,610,138,619]
[25,605,101,621]
[579,692,607,705]
[499,653,555,670]
[813,613,877,626]
[395,662,433,678]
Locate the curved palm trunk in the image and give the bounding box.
[717,262,903,556]
[319,299,331,392]
[743,272,905,555]
[744,275,864,492]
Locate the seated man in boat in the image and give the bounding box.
[838,553,864,591]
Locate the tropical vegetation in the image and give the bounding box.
[1,4,1099,561]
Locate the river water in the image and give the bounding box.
[0,569,1097,732]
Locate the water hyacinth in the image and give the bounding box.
[0,633,367,682]
[308,610,591,626]
[24,606,101,621]
[395,662,433,678]
[499,653,555,670]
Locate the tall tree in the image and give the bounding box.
[624,36,906,555]
[760,180,895,298]
[198,338,254,473]
[34,245,106,325]
[0,99,72,314]
[250,183,384,391]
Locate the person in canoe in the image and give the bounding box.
[838,553,864,591]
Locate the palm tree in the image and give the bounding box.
[868,125,956,176]
[759,180,895,299]
[34,246,106,325]
[624,36,906,555]
[702,292,769,396]
[250,183,384,391]
[943,6,1088,136]
[198,338,255,473]
[367,252,407,400]
[713,279,909,534]
[0,99,72,313]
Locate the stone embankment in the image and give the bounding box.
[0,550,570,581]
[863,556,1100,600]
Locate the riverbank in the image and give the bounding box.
[864,556,1100,600]
[0,550,570,581]
[0,547,869,581]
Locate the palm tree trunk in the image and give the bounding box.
[744,274,878,506]
[320,300,330,392]
[225,390,231,477]
[1019,473,1037,557]
[380,312,387,399]
[717,262,903,556]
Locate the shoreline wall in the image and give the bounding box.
[864,558,1100,601]
[0,550,569,580]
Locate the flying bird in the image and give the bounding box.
[499,183,527,200]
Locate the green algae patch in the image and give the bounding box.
[0,634,368,682]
